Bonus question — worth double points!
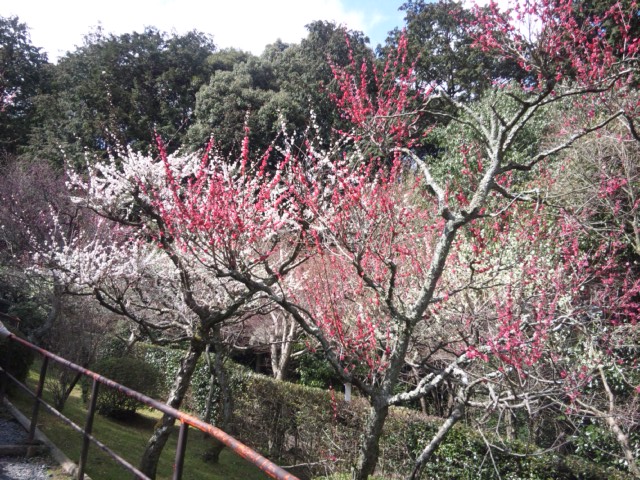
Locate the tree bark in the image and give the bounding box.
[202,369,216,425]
[603,414,640,478]
[408,400,465,480]
[598,367,640,478]
[139,340,205,479]
[204,328,234,464]
[53,369,84,411]
[32,281,64,346]
[270,312,298,381]
[352,397,389,480]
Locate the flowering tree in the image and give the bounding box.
[130,2,637,478]
[0,160,81,342]
[150,102,634,480]
[441,201,640,476]
[46,1,640,478]
[56,145,282,477]
[540,121,640,476]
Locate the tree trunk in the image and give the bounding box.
[202,371,216,425]
[597,366,640,478]
[604,414,640,478]
[201,347,224,463]
[139,340,204,479]
[33,281,64,346]
[213,333,233,434]
[270,312,298,381]
[352,397,389,480]
[204,329,234,464]
[504,409,516,441]
[53,369,84,411]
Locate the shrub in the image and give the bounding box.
[0,323,35,392]
[296,349,342,388]
[90,356,161,419]
[123,343,636,479]
[574,423,640,473]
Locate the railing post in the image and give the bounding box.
[172,421,189,480]
[0,329,298,480]
[27,357,48,443]
[78,378,99,480]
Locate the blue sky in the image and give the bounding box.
[343,0,407,46]
[3,0,407,62]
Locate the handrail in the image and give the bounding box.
[0,322,299,480]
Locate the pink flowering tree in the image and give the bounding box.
[166,1,636,477]
[0,160,83,343]
[539,120,640,475]
[48,1,639,478]
[437,198,640,476]
[550,221,640,476]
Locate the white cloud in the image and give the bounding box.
[3,0,373,61]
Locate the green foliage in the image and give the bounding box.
[385,1,523,100]
[138,343,215,417]
[268,20,373,145]
[90,356,161,419]
[205,48,252,73]
[94,334,130,361]
[296,349,341,388]
[186,21,374,157]
[423,85,553,203]
[0,16,50,158]
[104,342,636,478]
[385,410,633,479]
[232,365,360,475]
[24,27,216,167]
[187,57,277,154]
[134,344,185,394]
[3,290,49,336]
[574,423,640,472]
[229,367,632,479]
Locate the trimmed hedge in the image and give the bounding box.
[90,356,161,419]
[230,368,633,480]
[119,343,635,479]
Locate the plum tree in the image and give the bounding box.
[42,1,640,478]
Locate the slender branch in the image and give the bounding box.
[388,352,470,405]
[396,147,451,219]
[498,111,625,175]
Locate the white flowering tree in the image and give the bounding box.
[52,143,288,476]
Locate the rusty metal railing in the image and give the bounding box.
[0,322,298,480]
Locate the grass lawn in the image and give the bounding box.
[10,363,270,480]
